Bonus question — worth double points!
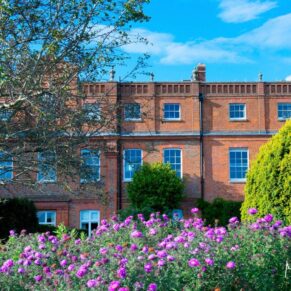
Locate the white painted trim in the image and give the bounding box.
[123,148,143,182]
[229,147,249,183]
[163,148,183,179]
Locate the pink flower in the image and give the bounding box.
[191,208,199,214]
[109,281,120,290]
[226,261,236,269]
[144,262,152,273]
[188,258,200,267]
[34,275,43,282]
[131,230,143,239]
[87,279,98,288]
[248,208,257,215]
[117,267,127,279]
[264,214,273,223]
[205,258,214,266]
[148,283,157,291]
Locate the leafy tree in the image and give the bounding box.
[241,120,291,224]
[127,163,184,213]
[0,0,150,188]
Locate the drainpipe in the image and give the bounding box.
[199,92,204,200]
[116,84,122,211]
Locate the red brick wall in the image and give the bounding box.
[203,136,270,202]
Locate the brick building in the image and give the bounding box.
[1,64,291,234]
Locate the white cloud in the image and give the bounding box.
[218,0,277,23]
[286,75,291,81]
[236,13,291,49]
[122,13,291,65]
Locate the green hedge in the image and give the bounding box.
[197,198,242,226]
[0,198,38,239]
[127,163,184,213]
[241,120,291,224]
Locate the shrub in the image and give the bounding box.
[197,198,242,226]
[241,120,291,224]
[0,210,290,290]
[0,198,38,240]
[127,163,184,213]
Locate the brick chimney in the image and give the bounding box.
[196,63,206,82]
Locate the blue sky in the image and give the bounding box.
[119,0,291,82]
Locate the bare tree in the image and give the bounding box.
[0,0,150,189]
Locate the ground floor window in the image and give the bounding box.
[37,210,56,226]
[80,210,100,236]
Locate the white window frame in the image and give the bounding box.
[278,103,291,121]
[163,148,183,178]
[37,152,57,183]
[37,210,56,226]
[80,210,100,237]
[124,103,141,121]
[0,152,13,181]
[229,103,246,121]
[123,149,143,182]
[83,103,101,121]
[80,149,101,183]
[163,103,181,121]
[229,148,249,183]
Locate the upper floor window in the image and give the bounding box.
[229,104,246,120]
[123,149,142,181]
[37,211,56,226]
[229,148,248,182]
[80,210,100,237]
[37,151,57,183]
[80,149,100,183]
[124,103,141,121]
[163,148,182,178]
[83,103,100,121]
[0,151,13,181]
[0,109,13,121]
[278,103,291,120]
[163,103,181,120]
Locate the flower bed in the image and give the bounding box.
[0,209,290,290]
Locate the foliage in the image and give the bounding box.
[241,120,291,224]
[0,198,38,239]
[197,198,242,226]
[127,163,184,213]
[0,0,150,188]
[0,210,290,290]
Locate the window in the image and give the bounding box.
[0,151,13,181]
[83,103,100,121]
[37,211,56,226]
[0,109,13,121]
[80,149,100,183]
[80,210,100,237]
[229,104,246,120]
[278,103,291,120]
[163,103,181,120]
[123,149,142,181]
[229,148,249,182]
[163,148,182,178]
[37,151,57,183]
[124,103,141,120]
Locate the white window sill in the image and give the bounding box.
[123,179,133,183]
[278,118,290,121]
[80,179,101,184]
[229,118,247,121]
[37,180,57,184]
[163,118,182,122]
[229,179,246,183]
[124,119,142,122]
